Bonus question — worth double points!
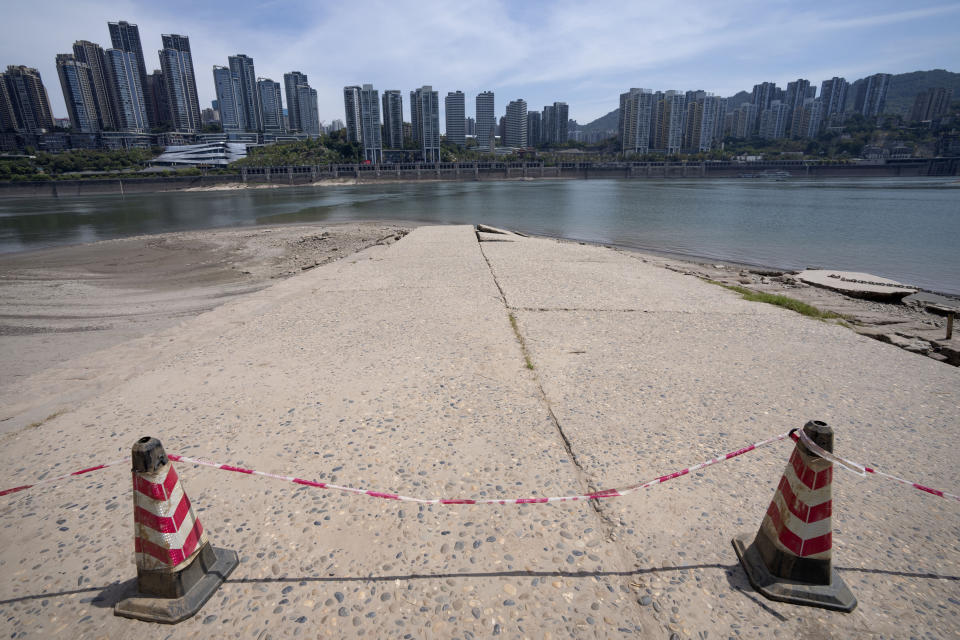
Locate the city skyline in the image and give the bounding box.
[2,0,958,126]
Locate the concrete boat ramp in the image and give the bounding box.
[796,269,917,302]
[1,226,957,639]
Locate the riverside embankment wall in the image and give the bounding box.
[0,158,955,197]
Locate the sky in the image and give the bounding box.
[3,0,959,127]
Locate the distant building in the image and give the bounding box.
[758,101,790,140]
[146,70,169,129]
[258,78,283,133]
[159,34,201,132]
[854,73,892,117]
[910,87,954,122]
[445,91,465,146]
[104,49,148,131]
[465,116,475,136]
[343,85,361,143]
[73,40,116,130]
[795,98,824,139]
[381,90,403,149]
[227,55,261,132]
[411,85,440,161]
[297,85,319,137]
[475,91,495,150]
[542,101,569,144]
[526,110,541,146]
[283,71,309,133]
[56,54,99,132]
[200,107,218,126]
[359,84,382,163]
[108,20,152,128]
[505,99,527,147]
[0,65,55,134]
[819,77,849,118]
[213,66,242,131]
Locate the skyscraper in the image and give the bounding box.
[412,86,440,162]
[465,116,476,136]
[819,77,849,118]
[617,88,653,153]
[750,82,779,133]
[475,91,495,150]
[854,73,892,118]
[73,40,116,130]
[228,54,261,132]
[343,85,361,143]
[159,34,201,132]
[258,78,283,133]
[108,20,151,128]
[409,89,420,145]
[444,91,465,146]
[213,65,242,131]
[297,85,320,137]
[505,99,527,147]
[146,70,169,129]
[526,111,541,146]
[104,49,147,131]
[283,71,308,133]
[56,54,99,132]
[542,101,569,144]
[0,65,55,133]
[381,90,403,149]
[358,84,382,163]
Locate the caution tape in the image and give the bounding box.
[794,428,960,503]
[3,429,957,504]
[0,458,128,498]
[168,430,791,504]
[0,431,791,503]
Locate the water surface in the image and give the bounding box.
[0,177,957,294]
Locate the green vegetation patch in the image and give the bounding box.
[706,280,845,321]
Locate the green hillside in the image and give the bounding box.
[578,69,959,132]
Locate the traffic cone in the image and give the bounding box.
[732,420,856,612]
[115,437,239,623]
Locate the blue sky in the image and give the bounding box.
[4,0,959,126]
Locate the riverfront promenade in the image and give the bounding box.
[0,226,957,638]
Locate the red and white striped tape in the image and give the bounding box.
[168,429,792,505]
[2,429,958,504]
[794,428,960,503]
[0,458,128,498]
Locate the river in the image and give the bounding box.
[0,177,957,295]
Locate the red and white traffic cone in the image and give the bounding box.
[115,437,239,623]
[732,420,856,612]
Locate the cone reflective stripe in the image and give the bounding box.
[115,437,238,624]
[132,464,207,571]
[732,420,857,612]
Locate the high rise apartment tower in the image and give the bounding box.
[343,86,362,144]
[159,34,201,131]
[56,54,99,132]
[444,91,465,146]
[475,91,495,150]
[108,20,152,127]
[381,90,403,149]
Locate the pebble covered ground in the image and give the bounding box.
[1,226,957,639]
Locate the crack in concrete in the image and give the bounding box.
[475,228,664,628]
